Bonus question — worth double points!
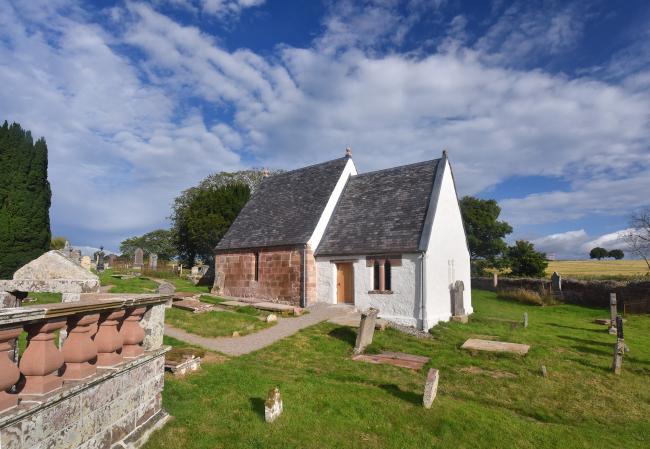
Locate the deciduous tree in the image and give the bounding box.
[608,249,624,260]
[623,209,650,270]
[120,229,176,260]
[506,240,548,277]
[589,247,608,260]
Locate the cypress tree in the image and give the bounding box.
[0,121,52,278]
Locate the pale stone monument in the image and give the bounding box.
[264,387,283,423]
[80,256,91,271]
[156,282,176,295]
[133,248,144,269]
[523,312,528,328]
[612,316,625,375]
[149,253,158,270]
[551,272,562,298]
[95,247,105,272]
[422,368,439,409]
[492,272,498,288]
[609,293,617,335]
[451,280,468,323]
[354,308,379,355]
[71,249,82,264]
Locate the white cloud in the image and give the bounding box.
[532,228,633,259]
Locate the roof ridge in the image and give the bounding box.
[352,158,440,178]
[265,156,348,179]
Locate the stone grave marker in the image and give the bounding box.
[422,368,439,409]
[264,387,283,423]
[451,280,468,323]
[354,308,379,355]
[149,253,158,270]
[80,256,91,271]
[609,293,617,335]
[523,312,528,328]
[71,249,82,264]
[492,272,498,288]
[551,272,562,297]
[212,270,225,294]
[611,315,625,375]
[133,248,144,269]
[156,282,176,295]
[96,247,105,272]
[540,365,548,378]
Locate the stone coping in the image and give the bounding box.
[0,346,170,428]
[0,293,171,326]
[0,279,100,293]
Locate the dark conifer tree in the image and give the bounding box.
[0,121,52,277]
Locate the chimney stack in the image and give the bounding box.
[345,146,352,158]
[442,149,448,158]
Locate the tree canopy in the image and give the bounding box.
[589,247,609,260]
[506,240,548,277]
[608,249,624,260]
[120,229,176,260]
[623,208,650,270]
[0,121,51,278]
[459,196,512,274]
[50,236,67,250]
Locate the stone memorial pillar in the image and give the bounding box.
[492,272,498,289]
[551,272,562,297]
[609,293,617,335]
[451,280,468,323]
[133,248,144,269]
[354,308,379,355]
[612,316,625,375]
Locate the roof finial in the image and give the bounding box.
[345,146,352,158]
[262,167,270,178]
[442,149,448,158]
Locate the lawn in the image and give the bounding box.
[165,307,275,337]
[98,268,212,294]
[546,259,650,279]
[146,290,650,449]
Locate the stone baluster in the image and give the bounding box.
[0,326,22,411]
[121,306,147,358]
[62,313,100,380]
[19,318,67,395]
[94,309,126,367]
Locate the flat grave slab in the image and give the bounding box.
[172,299,215,314]
[461,338,530,355]
[252,302,296,313]
[221,300,251,308]
[352,351,430,370]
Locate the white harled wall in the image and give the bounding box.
[424,159,472,328]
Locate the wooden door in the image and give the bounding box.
[336,263,354,304]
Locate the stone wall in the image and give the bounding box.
[473,277,650,311]
[0,350,169,449]
[214,246,316,306]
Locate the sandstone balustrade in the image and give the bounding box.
[0,293,169,413]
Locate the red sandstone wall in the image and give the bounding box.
[215,246,317,306]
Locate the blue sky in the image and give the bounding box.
[1,0,649,258]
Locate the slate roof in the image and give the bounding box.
[215,157,350,251]
[316,159,441,256]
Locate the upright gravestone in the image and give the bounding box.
[551,272,562,297]
[492,272,498,289]
[264,387,283,423]
[133,248,144,269]
[422,368,439,409]
[354,308,379,355]
[609,293,617,335]
[149,253,158,270]
[611,316,625,375]
[156,281,175,295]
[96,246,105,272]
[451,280,468,323]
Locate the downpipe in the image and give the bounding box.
[420,251,428,331]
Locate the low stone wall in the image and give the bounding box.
[473,277,650,311]
[0,350,168,449]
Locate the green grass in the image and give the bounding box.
[161,276,211,294]
[98,269,159,293]
[27,292,62,305]
[165,307,274,337]
[146,290,650,449]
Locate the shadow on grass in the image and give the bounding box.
[379,384,422,406]
[328,327,357,347]
[249,397,266,421]
[546,323,595,332]
[557,335,612,347]
[573,345,612,356]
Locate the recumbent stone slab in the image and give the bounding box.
[461,338,530,355]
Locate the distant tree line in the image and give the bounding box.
[589,247,624,260]
[0,122,51,278]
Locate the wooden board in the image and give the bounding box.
[461,338,530,355]
[352,351,430,370]
[336,263,354,304]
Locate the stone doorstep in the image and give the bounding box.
[461,338,530,356]
[352,352,430,370]
[0,347,170,429]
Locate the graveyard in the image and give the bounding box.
[138,289,650,449]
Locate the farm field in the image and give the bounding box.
[145,290,650,449]
[546,260,649,279]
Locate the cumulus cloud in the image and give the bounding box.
[532,228,632,259]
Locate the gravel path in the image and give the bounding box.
[164,303,353,356]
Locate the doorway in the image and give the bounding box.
[336,263,355,304]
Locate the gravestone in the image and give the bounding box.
[609,293,617,335]
[354,308,379,355]
[422,368,439,409]
[96,247,105,272]
[551,272,562,297]
[611,316,625,375]
[523,312,528,328]
[540,365,548,378]
[63,240,71,258]
[451,280,467,323]
[492,272,498,288]
[149,253,158,270]
[133,248,144,269]
[71,249,82,264]
[212,271,225,294]
[264,387,283,423]
[80,256,91,271]
[156,282,176,295]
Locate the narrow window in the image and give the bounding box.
[373,260,380,290]
[385,260,391,291]
[254,251,260,281]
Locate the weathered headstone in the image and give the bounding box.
[354,308,379,355]
[80,256,91,271]
[611,316,625,375]
[422,368,439,409]
[212,270,225,294]
[551,272,562,297]
[492,272,498,288]
[133,248,144,269]
[451,280,467,323]
[71,249,82,264]
[540,365,548,378]
[96,247,105,272]
[523,312,528,328]
[149,253,158,270]
[156,282,176,295]
[264,387,283,423]
[609,293,617,335]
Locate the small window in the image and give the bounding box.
[373,260,380,290]
[385,260,391,291]
[254,252,260,281]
